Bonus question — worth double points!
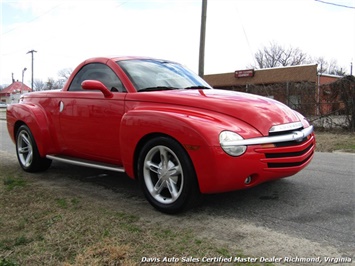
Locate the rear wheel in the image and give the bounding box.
[16,125,52,172]
[138,136,200,214]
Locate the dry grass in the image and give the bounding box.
[315,130,355,153]
[0,173,247,266]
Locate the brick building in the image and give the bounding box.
[204,64,342,116]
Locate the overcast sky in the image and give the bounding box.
[1,0,354,86]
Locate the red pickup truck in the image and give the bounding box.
[7,56,315,213]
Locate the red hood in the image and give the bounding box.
[127,89,301,136]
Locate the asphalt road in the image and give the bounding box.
[0,119,354,257]
[203,151,355,252]
[0,114,14,153]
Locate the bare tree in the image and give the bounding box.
[328,59,346,76]
[312,57,346,75]
[45,78,54,90]
[33,79,45,91]
[34,76,67,91]
[284,47,308,66]
[313,57,329,74]
[253,42,345,76]
[45,77,66,90]
[58,68,73,80]
[253,42,308,69]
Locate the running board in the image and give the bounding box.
[46,155,125,173]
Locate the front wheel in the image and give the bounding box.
[137,137,200,214]
[16,125,52,172]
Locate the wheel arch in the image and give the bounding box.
[119,109,222,191]
[132,132,197,183]
[7,104,54,157]
[14,120,26,139]
[132,132,163,179]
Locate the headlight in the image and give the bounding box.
[219,131,247,156]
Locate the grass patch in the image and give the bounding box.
[3,176,26,190]
[0,171,260,266]
[315,131,355,152]
[0,258,18,266]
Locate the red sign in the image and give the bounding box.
[235,69,255,78]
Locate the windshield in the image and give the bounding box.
[117,59,212,92]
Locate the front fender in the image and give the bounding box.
[7,103,54,157]
[119,108,261,193]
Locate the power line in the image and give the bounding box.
[235,4,255,68]
[2,3,63,35]
[314,0,355,9]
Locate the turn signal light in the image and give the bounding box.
[261,143,275,148]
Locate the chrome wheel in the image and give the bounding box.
[15,125,52,172]
[138,136,201,214]
[143,145,183,204]
[17,129,34,168]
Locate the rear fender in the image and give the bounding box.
[7,104,53,157]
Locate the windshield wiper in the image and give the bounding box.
[184,85,211,90]
[138,86,179,92]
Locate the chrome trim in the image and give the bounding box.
[46,155,125,172]
[220,126,313,147]
[269,122,303,133]
[59,101,64,112]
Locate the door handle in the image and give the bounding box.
[59,101,64,112]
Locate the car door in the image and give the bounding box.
[59,63,126,165]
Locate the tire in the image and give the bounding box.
[16,125,52,172]
[137,136,201,214]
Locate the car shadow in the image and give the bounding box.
[44,161,143,199]
[49,161,302,216]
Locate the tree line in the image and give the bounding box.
[251,42,347,76]
[32,68,73,91]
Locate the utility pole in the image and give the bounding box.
[27,50,37,90]
[198,0,207,78]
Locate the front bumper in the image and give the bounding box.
[197,126,315,194]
